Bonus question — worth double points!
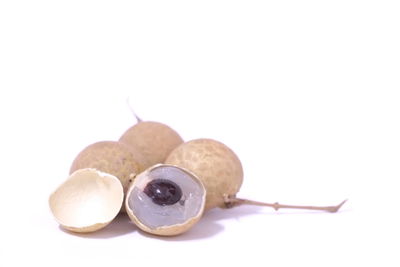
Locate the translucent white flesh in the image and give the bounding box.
[127,166,204,229]
[49,169,123,229]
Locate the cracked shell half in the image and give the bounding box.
[49,168,124,233]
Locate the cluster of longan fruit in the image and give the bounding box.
[50,117,346,236]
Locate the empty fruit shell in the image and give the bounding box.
[49,168,124,233]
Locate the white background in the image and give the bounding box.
[0,1,399,266]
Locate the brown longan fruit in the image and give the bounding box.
[70,141,142,193]
[119,121,184,169]
[166,138,346,213]
[166,138,243,210]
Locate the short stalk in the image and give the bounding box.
[126,97,143,122]
[224,196,347,213]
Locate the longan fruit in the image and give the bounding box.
[125,164,206,236]
[119,121,184,169]
[166,138,243,210]
[166,138,346,213]
[70,141,142,193]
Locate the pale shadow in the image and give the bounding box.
[59,213,137,239]
[137,205,266,241]
[59,201,349,240]
[136,217,224,241]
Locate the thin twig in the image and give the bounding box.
[224,196,347,213]
[126,96,143,123]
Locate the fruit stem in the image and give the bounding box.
[126,96,143,123]
[224,196,347,213]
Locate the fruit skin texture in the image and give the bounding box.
[70,141,141,193]
[119,121,183,170]
[165,138,243,210]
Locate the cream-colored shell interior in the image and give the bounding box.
[49,168,124,232]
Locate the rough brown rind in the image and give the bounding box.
[70,141,142,193]
[119,121,184,170]
[166,138,243,210]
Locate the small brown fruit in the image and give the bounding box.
[49,168,124,233]
[125,164,206,236]
[119,121,183,170]
[166,138,347,214]
[166,138,243,210]
[70,141,142,193]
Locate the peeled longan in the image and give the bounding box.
[125,164,206,236]
[70,141,142,193]
[166,138,243,210]
[119,121,183,170]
